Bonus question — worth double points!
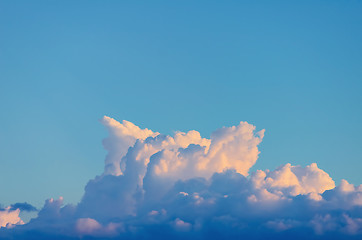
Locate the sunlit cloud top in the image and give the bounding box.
[1,117,361,239]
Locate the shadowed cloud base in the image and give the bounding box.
[1,116,361,239]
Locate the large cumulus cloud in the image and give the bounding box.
[1,116,361,239]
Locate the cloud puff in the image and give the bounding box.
[0,207,23,228]
[248,162,335,202]
[1,117,361,239]
[100,116,158,176]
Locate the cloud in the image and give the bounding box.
[1,117,361,239]
[76,218,102,235]
[0,208,24,228]
[248,162,335,202]
[173,218,192,232]
[9,203,37,212]
[100,116,158,176]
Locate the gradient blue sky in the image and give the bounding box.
[1,0,361,209]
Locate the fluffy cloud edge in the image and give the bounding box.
[1,117,361,239]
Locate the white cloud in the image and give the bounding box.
[1,117,362,239]
[0,208,23,228]
[101,116,158,176]
[201,122,264,176]
[249,162,335,201]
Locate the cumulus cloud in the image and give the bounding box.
[1,117,361,239]
[0,207,24,228]
[100,116,158,176]
[248,162,335,202]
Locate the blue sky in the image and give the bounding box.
[1,0,362,211]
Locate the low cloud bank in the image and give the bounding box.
[1,117,361,239]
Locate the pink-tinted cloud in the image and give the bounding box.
[1,117,361,239]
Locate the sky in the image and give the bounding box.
[0,1,362,239]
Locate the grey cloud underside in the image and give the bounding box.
[2,173,362,240]
[9,203,37,212]
[1,117,361,239]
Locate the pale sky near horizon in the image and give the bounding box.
[1,0,362,209]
